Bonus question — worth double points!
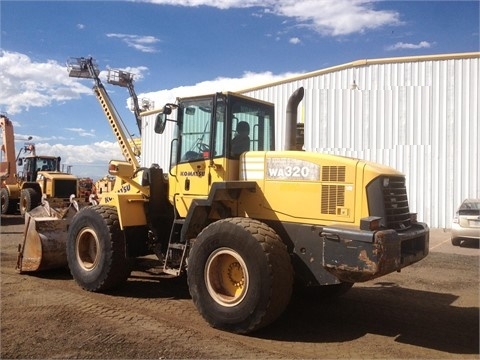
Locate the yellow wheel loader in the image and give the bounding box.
[0,115,80,272]
[18,57,429,334]
[1,115,79,216]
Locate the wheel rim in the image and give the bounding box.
[205,247,249,307]
[20,199,27,213]
[75,228,100,271]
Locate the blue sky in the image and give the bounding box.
[1,0,479,179]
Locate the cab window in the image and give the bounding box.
[177,97,213,163]
[228,96,275,158]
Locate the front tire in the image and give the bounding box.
[66,205,131,292]
[1,188,16,214]
[187,218,293,334]
[19,188,41,215]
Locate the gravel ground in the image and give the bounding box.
[1,215,478,359]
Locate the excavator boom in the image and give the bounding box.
[0,115,17,184]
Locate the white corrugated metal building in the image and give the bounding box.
[141,52,479,229]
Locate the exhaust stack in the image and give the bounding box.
[284,87,305,150]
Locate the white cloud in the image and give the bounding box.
[289,37,301,45]
[386,41,432,51]
[29,134,67,142]
[33,141,123,179]
[1,50,300,179]
[65,127,96,137]
[11,120,22,128]
[138,70,304,109]
[0,50,92,115]
[144,0,402,36]
[76,23,85,30]
[106,33,161,53]
[144,0,261,9]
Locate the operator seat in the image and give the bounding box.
[231,121,250,158]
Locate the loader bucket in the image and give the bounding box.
[16,203,77,272]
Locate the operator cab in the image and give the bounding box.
[157,92,275,170]
[20,156,60,182]
[158,92,275,164]
[156,92,275,214]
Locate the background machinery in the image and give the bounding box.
[0,115,79,215]
[78,177,94,202]
[106,68,148,136]
[106,68,146,158]
[93,175,116,198]
[18,57,429,335]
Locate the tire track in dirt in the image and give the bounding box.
[2,217,479,359]
[1,260,299,359]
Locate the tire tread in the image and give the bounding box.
[67,205,131,292]
[189,217,293,334]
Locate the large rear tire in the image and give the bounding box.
[66,205,131,292]
[187,217,293,334]
[19,188,41,215]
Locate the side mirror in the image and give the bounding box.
[154,104,178,134]
[17,158,23,166]
[154,113,167,134]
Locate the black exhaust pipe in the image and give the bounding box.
[285,87,304,150]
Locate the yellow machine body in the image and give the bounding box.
[170,150,401,227]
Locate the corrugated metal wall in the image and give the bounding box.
[142,53,480,229]
[141,111,173,171]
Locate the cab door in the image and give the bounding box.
[170,94,226,217]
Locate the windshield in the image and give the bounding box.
[458,199,480,215]
[178,97,214,162]
[174,93,275,164]
[35,157,58,171]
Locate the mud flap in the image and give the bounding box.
[16,203,77,272]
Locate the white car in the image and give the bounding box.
[451,199,480,246]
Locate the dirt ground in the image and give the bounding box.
[1,214,479,359]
